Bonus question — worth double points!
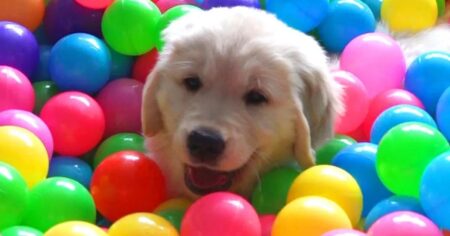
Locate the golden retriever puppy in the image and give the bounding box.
[142,6,342,199]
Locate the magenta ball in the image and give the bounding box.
[323,229,367,236]
[0,66,34,112]
[181,192,261,236]
[340,32,406,99]
[0,109,53,157]
[368,211,442,236]
[96,78,143,137]
[259,215,276,236]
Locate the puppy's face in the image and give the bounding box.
[142,7,342,198]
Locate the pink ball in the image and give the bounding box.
[0,66,34,112]
[96,79,143,138]
[0,109,53,158]
[368,211,442,236]
[156,0,195,12]
[340,33,406,99]
[322,229,367,236]
[181,192,261,236]
[259,215,276,236]
[333,70,369,133]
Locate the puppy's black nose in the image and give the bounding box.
[187,128,225,162]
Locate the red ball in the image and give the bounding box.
[132,49,158,83]
[40,91,105,156]
[0,66,34,112]
[90,151,167,222]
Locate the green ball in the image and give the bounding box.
[437,0,445,16]
[0,162,28,230]
[22,177,96,232]
[376,122,449,197]
[251,166,300,214]
[316,135,356,165]
[32,81,59,114]
[93,132,145,168]
[156,208,185,231]
[1,226,43,236]
[102,0,161,56]
[155,4,202,51]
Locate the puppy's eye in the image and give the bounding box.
[244,90,268,106]
[183,77,202,92]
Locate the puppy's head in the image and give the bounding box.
[142,7,342,198]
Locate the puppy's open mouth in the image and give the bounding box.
[184,165,237,195]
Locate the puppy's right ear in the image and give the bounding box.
[142,70,163,137]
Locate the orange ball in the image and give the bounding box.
[0,0,45,31]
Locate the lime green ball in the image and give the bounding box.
[22,177,96,232]
[32,81,59,114]
[93,132,145,168]
[0,162,28,230]
[156,208,186,231]
[155,4,202,51]
[102,0,161,56]
[316,135,357,165]
[437,0,445,16]
[251,166,300,214]
[376,122,449,197]
[1,226,43,236]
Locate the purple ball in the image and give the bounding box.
[44,0,104,43]
[200,0,260,9]
[0,21,39,76]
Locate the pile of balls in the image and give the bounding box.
[0,0,449,235]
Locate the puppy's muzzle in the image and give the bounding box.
[187,127,225,164]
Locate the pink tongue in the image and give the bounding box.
[188,166,231,189]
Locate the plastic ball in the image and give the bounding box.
[376,122,449,197]
[155,5,202,51]
[31,45,51,82]
[0,0,45,31]
[132,49,158,83]
[0,162,28,230]
[251,166,300,214]
[259,215,276,236]
[75,0,114,9]
[181,192,260,236]
[361,0,382,20]
[45,221,107,236]
[333,70,370,133]
[0,66,35,112]
[332,143,391,217]
[342,124,370,142]
[316,135,357,165]
[317,0,376,53]
[156,0,196,12]
[420,151,450,229]
[91,151,166,221]
[272,196,352,236]
[0,126,48,188]
[95,79,144,137]
[437,87,450,141]
[287,165,363,226]
[1,226,42,236]
[265,0,328,33]
[201,0,260,9]
[340,33,406,99]
[109,47,134,80]
[102,0,161,56]
[405,51,450,115]
[437,0,446,16]
[381,0,437,33]
[371,104,436,144]
[368,211,442,236]
[32,80,59,114]
[49,33,111,94]
[44,0,104,43]
[154,198,192,231]
[22,177,96,232]
[48,156,93,189]
[154,198,193,212]
[109,213,178,236]
[93,132,145,167]
[364,195,424,230]
[322,229,367,236]
[362,89,424,139]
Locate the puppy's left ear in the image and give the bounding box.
[142,69,163,137]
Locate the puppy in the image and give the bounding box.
[142,7,342,199]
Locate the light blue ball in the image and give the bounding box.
[371,104,437,144]
[437,87,450,141]
[48,156,93,189]
[361,0,382,20]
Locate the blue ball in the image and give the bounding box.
[332,143,391,217]
[48,156,93,189]
[405,51,450,115]
[364,195,424,230]
[32,45,52,82]
[371,105,437,144]
[49,33,111,94]
[361,0,382,20]
[109,47,134,80]
[437,88,450,141]
[266,0,329,33]
[420,151,450,229]
[317,0,376,53]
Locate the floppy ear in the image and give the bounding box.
[141,69,163,137]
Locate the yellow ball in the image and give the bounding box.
[0,126,49,188]
[44,221,107,236]
[381,0,437,32]
[287,165,362,226]
[109,213,179,236]
[154,197,193,212]
[272,196,353,236]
